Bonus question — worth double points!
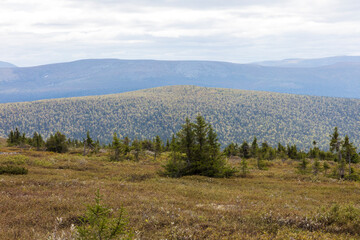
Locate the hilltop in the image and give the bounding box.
[0,61,16,68]
[1,85,359,150]
[254,55,360,68]
[2,57,360,102]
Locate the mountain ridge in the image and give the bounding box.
[0,61,16,68]
[1,56,360,103]
[254,55,360,68]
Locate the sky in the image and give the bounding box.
[1,0,360,67]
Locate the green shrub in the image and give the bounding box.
[315,203,360,235]
[46,131,68,153]
[0,165,28,175]
[0,155,29,165]
[76,190,133,240]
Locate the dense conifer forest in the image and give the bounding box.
[1,86,360,150]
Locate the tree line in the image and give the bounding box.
[2,85,360,151]
[5,116,360,180]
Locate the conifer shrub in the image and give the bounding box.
[315,203,360,235]
[76,190,133,240]
[297,158,309,174]
[163,115,236,178]
[46,131,68,153]
[0,165,28,175]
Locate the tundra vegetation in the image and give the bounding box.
[1,121,360,239]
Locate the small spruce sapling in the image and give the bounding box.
[323,161,330,176]
[76,190,133,240]
[298,158,308,174]
[312,159,321,175]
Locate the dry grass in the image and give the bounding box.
[0,146,359,239]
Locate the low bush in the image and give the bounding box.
[315,203,360,235]
[76,190,133,240]
[0,165,28,175]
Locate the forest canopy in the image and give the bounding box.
[1,86,360,150]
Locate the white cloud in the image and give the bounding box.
[0,0,359,66]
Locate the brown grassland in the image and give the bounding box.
[0,138,360,240]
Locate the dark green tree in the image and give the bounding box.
[313,159,321,175]
[177,117,195,167]
[31,132,44,150]
[298,158,309,174]
[240,141,250,159]
[163,115,235,178]
[250,137,258,158]
[111,133,121,161]
[223,142,238,157]
[323,161,330,175]
[132,138,141,162]
[154,135,162,161]
[287,144,298,159]
[7,128,26,146]
[76,190,133,240]
[123,136,131,156]
[83,131,94,156]
[330,127,344,178]
[165,139,170,151]
[342,135,357,177]
[240,157,248,177]
[45,131,68,153]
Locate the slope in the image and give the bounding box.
[1,58,360,103]
[254,56,360,68]
[1,86,359,150]
[0,61,16,68]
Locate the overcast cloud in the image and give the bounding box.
[1,0,360,66]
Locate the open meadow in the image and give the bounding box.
[0,138,360,239]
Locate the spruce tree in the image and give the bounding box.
[323,161,330,175]
[32,132,44,150]
[177,117,195,168]
[163,115,235,178]
[330,127,344,178]
[342,135,357,177]
[313,159,321,175]
[112,133,121,161]
[123,136,130,156]
[45,131,68,153]
[132,138,141,162]
[240,158,248,177]
[154,135,162,161]
[251,137,258,158]
[298,158,308,174]
[240,141,250,159]
[83,131,94,156]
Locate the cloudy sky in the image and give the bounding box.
[1,0,360,66]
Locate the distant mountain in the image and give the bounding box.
[1,86,360,150]
[1,57,360,102]
[0,61,16,68]
[254,56,360,68]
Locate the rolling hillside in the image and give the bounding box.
[1,85,360,150]
[1,57,360,103]
[254,56,360,68]
[0,61,16,68]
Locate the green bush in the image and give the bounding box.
[0,165,28,175]
[0,155,29,165]
[76,190,133,240]
[315,203,360,235]
[46,131,68,153]
[163,116,236,178]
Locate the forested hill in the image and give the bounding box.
[2,58,360,103]
[1,85,360,150]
